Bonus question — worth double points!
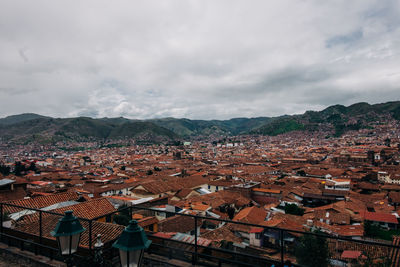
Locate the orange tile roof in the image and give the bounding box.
[233,206,267,224]
[363,211,398,224]
[3,192,79,214]
[191,203,210,211]
[52,197,116,220]
[15,214,124,248]
[341,250,362,259]
[252,188,281,194]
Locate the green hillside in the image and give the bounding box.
[0,100,399,141]
[0,116,177,144]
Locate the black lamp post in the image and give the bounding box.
[94,234,104,267]
[51,210,85,266]
[113,220,152,267]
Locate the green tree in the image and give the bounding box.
[364,220,382,238]
[14,161,25,176]
[154,166,161,171]
[0,164,10,176]
[283,204,305,216]
[28,162,37,172]
[113,214,130,226]
[113,205,130,226]
[295,231,329,267]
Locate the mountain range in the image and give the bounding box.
[1,101,399,144]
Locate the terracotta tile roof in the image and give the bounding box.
[252,188,281,194]
[15,213,124,248]
[138,216,158,227]
[261,213,307,233]
[191,203,210,212]
[313,209,351,225]
[201,225,243,245]
[3,192,79,214]
[175,188,196,199]
[233,206,267,224]
[362,211,398,224]
[208,180,240,187]
[249,227,264,233]
[152,232,176,239]
[390,236,400,266]
[158,215,199,233]
[389,192,400,204]
[134,176,209,195]
[328,239,390,262]
[0,187,27,202]
[341,250,362,259]
[174,190,252,209]
[51,197,116,220]
[334,224,364,237]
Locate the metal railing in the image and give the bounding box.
[1,201,400,267]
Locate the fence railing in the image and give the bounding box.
[1,201,400,267]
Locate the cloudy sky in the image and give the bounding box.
[1,0,399,120]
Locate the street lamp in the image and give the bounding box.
[113,220,152,267]
[51,210,85,266]
[94,234,104,266]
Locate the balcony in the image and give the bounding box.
[1,202,400,266]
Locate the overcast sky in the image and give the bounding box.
[1,1,399,120]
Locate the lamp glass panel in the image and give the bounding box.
[58,234,80,255]
[58,236,70,255]
[70,233,80,254]
[119,249,142,267]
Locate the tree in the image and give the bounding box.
[364,220,380,238]
[113,205,130,226]
[295,231,329,267]
[296,170,306,177]
[14,161,25,176]
[283,204,305,216]
[113,214,130,226]
[0,164,10,176]
[154,166,161,171]
[227,206,235,220]
[28,162,37,172]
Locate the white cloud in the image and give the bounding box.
[0,0,399,119]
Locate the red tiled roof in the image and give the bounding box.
[158,215,200,233]
[52,197,116,220]
[3,192,79,214]
[233,206,267,224]
[152,232,176,239]
[252,188,281,194]
[363,211,398,224]
[15,214,124,248]
[0,187,27,202]
[341,250,362,259]
[249,227,263,233]
[138,216,158,227]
